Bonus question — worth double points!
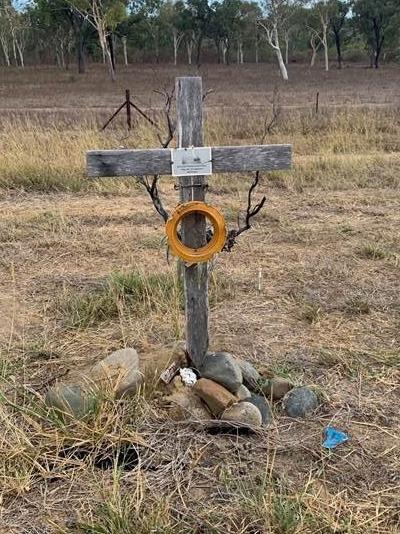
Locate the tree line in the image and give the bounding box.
[0,0,399,79]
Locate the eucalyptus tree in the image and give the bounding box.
[353,0,398,68]
[308,1,331,71]
[0,0,31,67]
[69,0,127,79]
[329,0,349,68]
[209,0,244,64]
[186,0,212,63]
[259,0,303,80]
[30,0,87,72]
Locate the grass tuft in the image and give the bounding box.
[61,271,182,328]
[358,243,387,260]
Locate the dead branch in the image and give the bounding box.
[154,87,176,148]
[260,85,281,143]
[137,87,176,222]
[223,171,266,252]
[137,174,169,223]
[202,88,214,102]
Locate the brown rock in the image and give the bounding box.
[221,402,262,428]
[262,377,293,401]
[166,390,211,421]
[257,365,274,379]
[193,378,236,416]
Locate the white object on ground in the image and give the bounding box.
[179,368,197,386]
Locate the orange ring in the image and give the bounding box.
[165,201,227,263]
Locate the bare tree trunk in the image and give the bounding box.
[196,34,203,64]
[237,38,243,64]
[320,15,329,71]
[275,46,288,80]
[107,33,116,71]
[173,30,184,66]
[173,30,178,65]
[221,40,227,64]
[310,34,321,67]
[122,36,128,66]
[259,24,288,80]
[59,42,66,69]
[98,31,115,80]
[333,28,342,69]
[323,32,329,71]
[77,35,86,73]
[74,26,86,74]
[311,48,317,66]
[105,46,115,80]
[284,33,289,65]
[255,35,259,63]
[0,37,11,66]
[11,35,17,65]
[186,34,194,65]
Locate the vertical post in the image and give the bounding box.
[126,89,132,130]
[315,91,319,114]
[176,76,209,368]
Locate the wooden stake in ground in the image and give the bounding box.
[176,77,209,367]
[87,76,292,368]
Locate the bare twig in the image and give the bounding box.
[260,85,281,143]
[223,171,266,252]
[137,87,176,222]
[154,88,176,148]
[137,175,169,223]
[202,88,214,102]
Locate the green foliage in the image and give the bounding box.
[353,0,399,67]
[3,0,400,72]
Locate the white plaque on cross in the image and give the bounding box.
[171,147,212,177]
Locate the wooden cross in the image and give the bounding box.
[87,77,292,368]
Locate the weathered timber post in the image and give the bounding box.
[176,77,209,367]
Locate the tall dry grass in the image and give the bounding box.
[0,107,400,193]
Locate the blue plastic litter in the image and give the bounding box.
[323,426,349,449]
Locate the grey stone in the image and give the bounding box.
[45,385,94,419]
[236,359,261,389]
[247,393,273,425]
[221,401,262,428]
[200,352,242,393]
[236,384,251,401]
[282,387,319,418]
[89,347,142,397]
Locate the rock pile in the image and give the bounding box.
[45,344,320,429]
[166,350,320,429]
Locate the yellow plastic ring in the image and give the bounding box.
[165,201,227,263]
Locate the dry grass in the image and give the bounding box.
[0,64,399,533]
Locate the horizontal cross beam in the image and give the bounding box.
[86,144,292,177]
